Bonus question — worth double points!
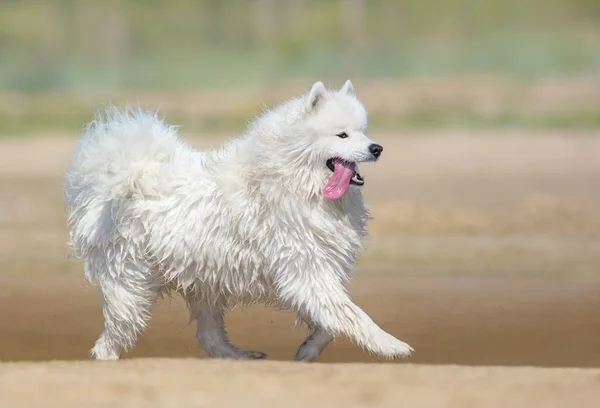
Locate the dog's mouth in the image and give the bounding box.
[323,158,364,200]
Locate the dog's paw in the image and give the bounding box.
[370,333,414,360]
[389,340,414,360]
[91,336,121,361]
[242,351,268,360]
[295,343,321,362]
[207,347,267,360]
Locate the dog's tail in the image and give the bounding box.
[64,106,182,253]
[65,106,182,202]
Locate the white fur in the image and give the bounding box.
[64,81,414,361]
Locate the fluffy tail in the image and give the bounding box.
[65,106,183,256]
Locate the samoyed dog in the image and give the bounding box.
[64,80,414,361]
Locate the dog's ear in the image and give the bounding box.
[340,79,355,96]
[306,81,326,113]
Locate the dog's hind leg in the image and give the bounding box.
[89,259,159,360]
[189,300,267,360]
[295,324,334,362]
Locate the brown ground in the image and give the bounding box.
[1,131,599,406]
[2,360,599,408]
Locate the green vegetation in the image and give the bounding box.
[2,108,599,137]
[1,0,599,92]
[1,0,598,135]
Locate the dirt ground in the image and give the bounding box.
[1,131,600,406]
[2,360,599,408]
[2,272,600,368]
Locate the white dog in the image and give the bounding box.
[64,80,414,361]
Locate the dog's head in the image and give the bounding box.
[246,80,381,201]
[300,80,382,200]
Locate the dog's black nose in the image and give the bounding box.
[369,144,383,159]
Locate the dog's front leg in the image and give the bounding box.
[278,274,413,360]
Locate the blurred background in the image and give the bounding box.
[1,0,600,366]
[6,0,600,88]
[1,0,600,133]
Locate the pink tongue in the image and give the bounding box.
[323,160,354,200]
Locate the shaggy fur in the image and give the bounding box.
[64,80,414,361]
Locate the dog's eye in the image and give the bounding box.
[336,132,348,139]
